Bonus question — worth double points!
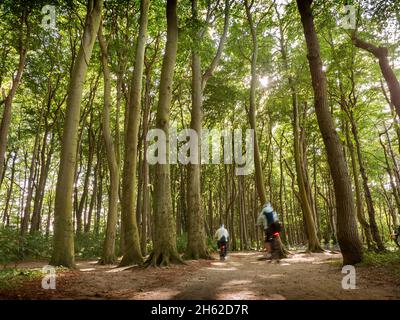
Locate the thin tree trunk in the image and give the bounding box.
[379,133,400,226]
[95,156,104,236]
[345,123,373,250]
[98,22,120,264]
[348,113,385,251]
[244,0,267,206]
[45,189,53,238]
[31,131,55,233]
[76,119,95,234]
[140,53,155,256]
[21,105,45,235]
[293,98,322,251]
[86,155,98,234]
[3,151,17,225]
[0,9,29,181]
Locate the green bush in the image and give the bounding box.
[361,250,400,276]
[0,268,43,289]
[24,231,52,259]
[0,226,52,267]
[176,233,187,254]
[74,232,106,259]
[176,234,218,254]
[0,226,22,266]
[362,250,400,266]
[207,236,217,252]
[0,227,120,264]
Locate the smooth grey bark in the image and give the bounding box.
[50,0,103,268]
[119,0,149,267]
[185,0,229,260]
[146,0,183,267]
[98,22,120,264]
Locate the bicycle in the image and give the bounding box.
[219,242,227,260]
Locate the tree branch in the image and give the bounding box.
[352,35,387,59]
[201,0,230,90]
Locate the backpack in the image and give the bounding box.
[263,209,278,226]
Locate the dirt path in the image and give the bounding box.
[1,251,400,299]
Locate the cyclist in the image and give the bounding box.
[214,224,229,259]
[257,202,281,258]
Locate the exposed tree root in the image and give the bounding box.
[144,250,186,267]
[308,246,325,253]
[49,258,76,269]
[272,237,289,260]
[98,256,117,265]
[118,252,144,267]
[183,249,212,260]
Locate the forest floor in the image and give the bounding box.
[1,251,399,300]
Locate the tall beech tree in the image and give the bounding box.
[0,7,29,185]
[98,22,119,264]
[146,0,182,267]
[185,0,230,260]
[50,0,103,268]
[119,0,150,267]
[244,0,267,206]
[275,4,322,252]
[297,0,363,265]
[244,0,287,258]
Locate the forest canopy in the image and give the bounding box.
[0,0,400,272]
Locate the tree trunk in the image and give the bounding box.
[3,151,17,225]
[45,189,54,238]
[146,0,182,267]
[348,113,385,251]
[353,36,400,117]
[98,22,120,264]
[0,9,29,181]
[94,156,104,236]
[244,0,267,206]
[185,0,206,259]
[185,0,229,260]
[297,0,363,265]
[383,126,400,203]
[379,133,400,227]
[21,105,45,235]
[345,123,373,250]
[293,99,322,251]
[119,0,149,266]
[76,119,95,234]
[50,0,103,268]
[31,130,54,233]
[85,154,98,234]
[244,0,287,258]
[277,137,287,244]
[140,55,154,256]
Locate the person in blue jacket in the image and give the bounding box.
[256,202,281,257]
